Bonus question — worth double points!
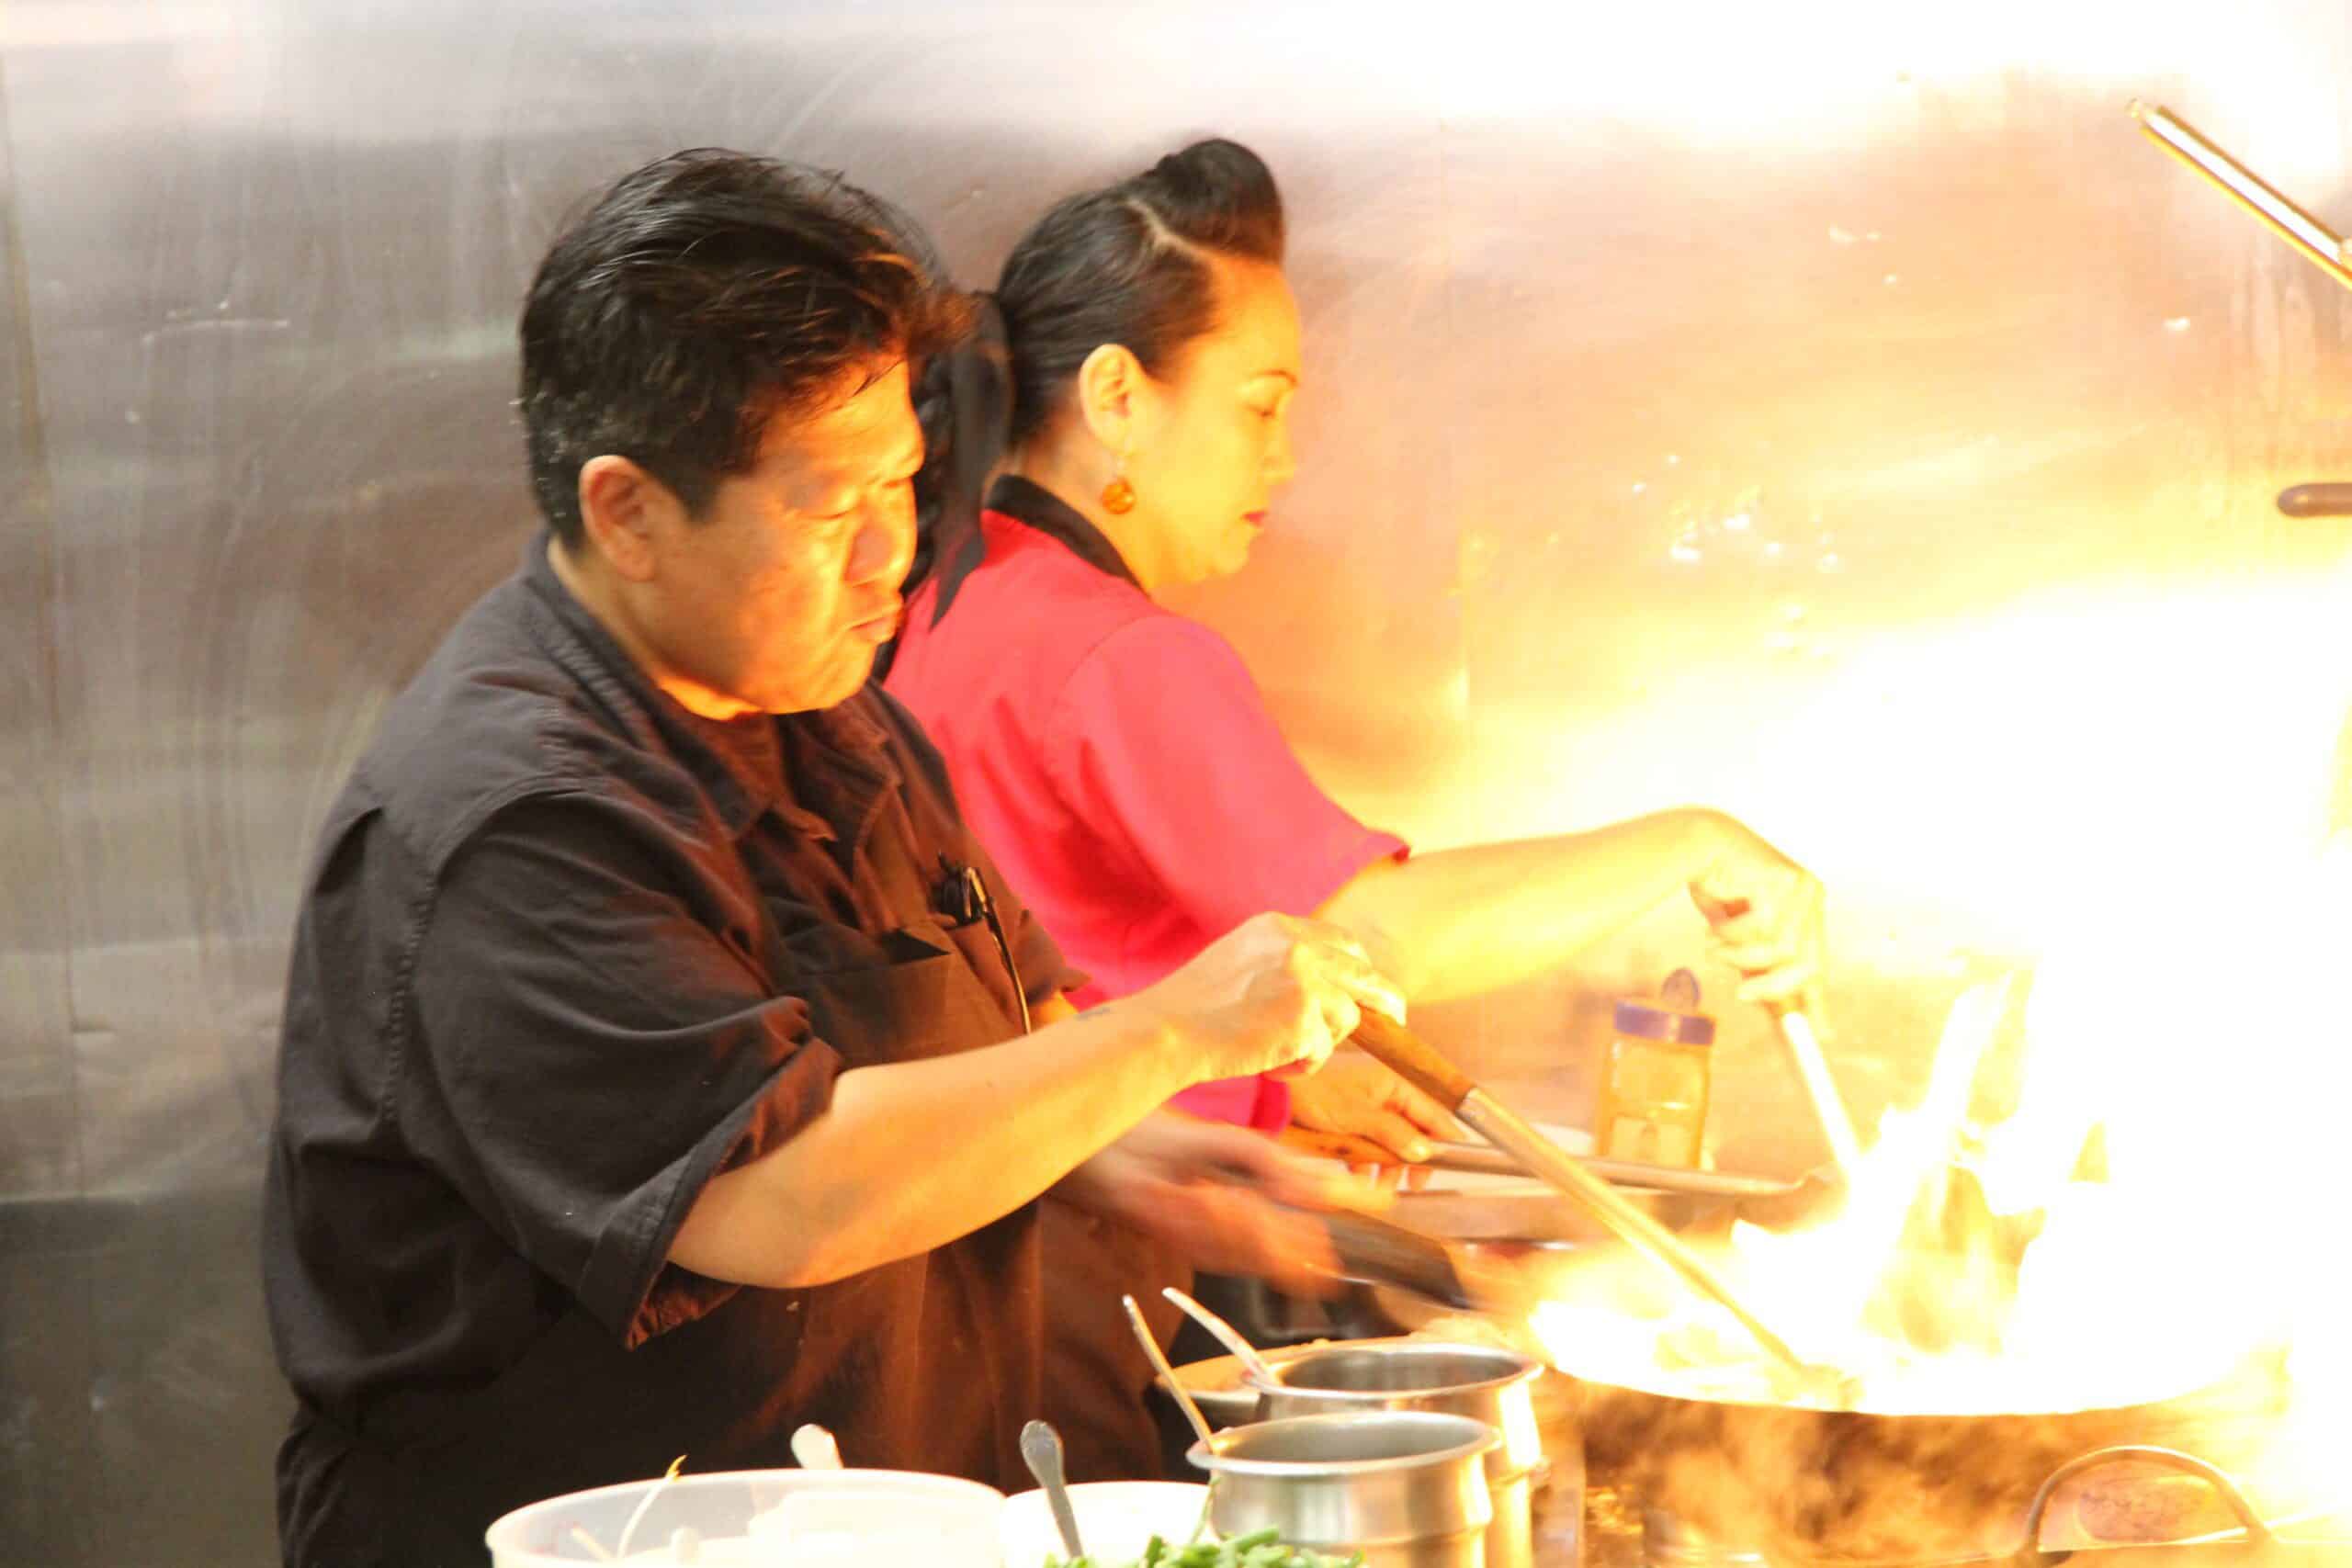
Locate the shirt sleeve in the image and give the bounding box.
[408,792,842,1348]
[1046,615,1409,941]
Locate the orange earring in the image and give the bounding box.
[1101,454,1136,515]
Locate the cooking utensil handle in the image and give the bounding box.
[2130,102,2352,291]
[2278,482,2352,518]
[1454,1087,1836,1395]
[2020,1446,2273,1556]
[1019,1420,1085,1562]
[1350,1010,1477,1113]
[1122,1293,1217,1449]
[1350,1012,1840,1400]
[1162,1287,1278,1387]
[1772,1010,1864,1179]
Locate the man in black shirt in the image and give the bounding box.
[261,149,1399,1568]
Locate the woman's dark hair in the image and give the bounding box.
[520,148,967,547]
[900,139,1284,615]
[995,136,1283,448]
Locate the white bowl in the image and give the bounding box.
[999,1481,1214,1568]
[485,1468,1004,1565]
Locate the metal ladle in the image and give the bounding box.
[1162,1286,1277,1389]
[1122,1292,1216,1450]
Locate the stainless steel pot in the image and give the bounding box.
[1248,1343,1552,1568]
[1189,1411,1498,1568]
[1248,1341,1547,1480]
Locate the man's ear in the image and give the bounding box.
[576,456,684,583]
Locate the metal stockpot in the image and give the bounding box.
[1247,1343,1548,1568]
[1189,1411,1498,1568]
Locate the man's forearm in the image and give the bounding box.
[669,996,1188,1288]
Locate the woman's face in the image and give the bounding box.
[1124,257,1302,587]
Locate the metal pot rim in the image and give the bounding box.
[1186,1411,1501,1477]
[1244,1340,1544,1401]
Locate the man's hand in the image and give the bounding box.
[1136,913,1406,1085]
[1054,1111,1389,1296]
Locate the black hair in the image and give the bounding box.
[994,136,1284,448]
[520,148,967,548]
[901,138,1285,602]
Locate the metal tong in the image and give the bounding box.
[1347,1010,1857,1405]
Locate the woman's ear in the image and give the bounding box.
[1074,342,1147,457]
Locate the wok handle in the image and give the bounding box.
[1350,1010,1476,1113]
[2278,483,2352,518]
[2018,1446,2272,1564]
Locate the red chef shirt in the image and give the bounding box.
[884,476,1408,1131]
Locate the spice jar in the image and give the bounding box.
[1593,968,1715,1168]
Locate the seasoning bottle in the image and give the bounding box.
[1593,968,1716,1168]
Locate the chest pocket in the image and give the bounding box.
[763,911,1023,1069]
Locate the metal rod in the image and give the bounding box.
[1287,1125,1803,1199]
[1773,1010,1864,1180]
[1453,1086,1846,1398]
[2129,101,2352,292]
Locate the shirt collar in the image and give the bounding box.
[984,474,1144,589]
[922,472,1144,631]
[520,531,894,840]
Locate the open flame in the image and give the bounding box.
[1526,837,2352,1517]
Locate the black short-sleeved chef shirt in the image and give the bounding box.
[261,534,1081,1568]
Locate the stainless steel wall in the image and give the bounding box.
[3,2,2346,1561]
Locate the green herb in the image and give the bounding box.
[1046,1531,1366,1568]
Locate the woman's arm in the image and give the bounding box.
[1317,807,1823,1007]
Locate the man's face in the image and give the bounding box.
[641,360,922,716]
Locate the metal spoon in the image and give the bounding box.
[1121,1292,1216,1450]
[1161,1286,1277,1389]
[1019,1419,1084,1564]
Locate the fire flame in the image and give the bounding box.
[1528,837,2352,1516]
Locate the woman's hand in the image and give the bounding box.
[1055,1111,1389,1295]
[1687,814,1827,1011]
[1137,912,1407,1085]
[1285,1051,1460,1186]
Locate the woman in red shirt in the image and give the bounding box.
[883,139,1826,1477]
